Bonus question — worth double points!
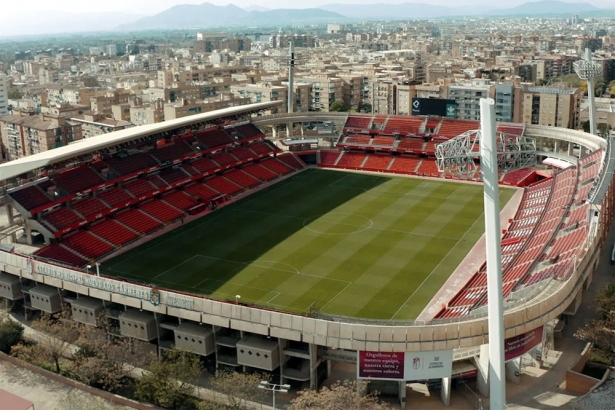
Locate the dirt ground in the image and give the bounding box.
[0,360,133,410]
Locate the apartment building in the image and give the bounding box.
[163,95,251,120]
[269,35,317,49]
[130,100,165,126]
[337,74,363,111]
[193,36,251,54]
[446,81,495,121]
[0,72,8,115]
[579,97,615,131]
[298,75,344,111]
[521,87,583,129]
[230,83,287,114]
[0,112,82,161]
[68,111,132,138]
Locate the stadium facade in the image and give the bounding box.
[0,102,612,408]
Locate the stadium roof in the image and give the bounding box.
[0,101,282,181]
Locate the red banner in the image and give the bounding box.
[358,351,404,380]
[504,326,543,361]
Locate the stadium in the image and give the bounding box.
[0,100,612,406]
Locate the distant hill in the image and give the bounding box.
[319,3,461,20]
[117,2,344,31]
[117,3,248,31]
[243,5,271,12]
[486,1,602,16]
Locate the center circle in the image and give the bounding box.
[303,213,373,235]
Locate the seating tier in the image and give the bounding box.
[10,185,52,212]
[242,163,278,181]
[124,179,156,198]
[115,209,162,234]
[89,219,139,246]
[151,141,194,163]
[34,243,87,267]
[162,191,199,211]
[248,141,275,155]
[260,158,293,175]
[158,168,190,185]
[184,183,220,201]
[337,152,367,168]
[140,200,184,223]
[205,176,243,196]
[72,197,110,219]
[224,169,261,189]
[362,154,393,171]
[63,231,115,259]
[277,153,305,170]
[191,157,219,174]
[230,146,256,162]
[106,152,159,176]
[42,208,84,231]
[232,124,263,139]
[54,167,105,194]
[196,129,234,148]
[388,156,421,173]
[98,188,134,208]
[211,152,237,168]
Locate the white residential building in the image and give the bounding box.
[0,72,9,115]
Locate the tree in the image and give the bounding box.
[288,380,387,410]
[0,313,23,353]
[7,88,22,99]
[71,319,151,392]
[329,101,350,112]
[598,123,612,138]
[12,310,79,373]
[208,370,270,410]
[575,283,615,365]
[135,349,203,409]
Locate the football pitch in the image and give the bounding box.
[103,169,515,320]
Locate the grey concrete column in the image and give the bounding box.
[399,380,407,410]
[505,358,521,384]
[554,140,559,153]
[475,344,490,397]
[309,343,318,390]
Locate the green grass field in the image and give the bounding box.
[103,169,515,320]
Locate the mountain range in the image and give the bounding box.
[2,1,614,37]
[117,3,344,31]
[118,1,615,31]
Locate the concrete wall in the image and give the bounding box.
[565,343,603,395]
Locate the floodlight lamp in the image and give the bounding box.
[260,380,269,386]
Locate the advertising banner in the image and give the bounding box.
[411,98,457,117]
[358,349,453,381]
[358,351,404,380]
[504,326,544,361]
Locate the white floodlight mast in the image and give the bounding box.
[287,40,295,115]
[585,48,598,136]
[480,98,506,409]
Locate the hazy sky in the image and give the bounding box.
[2,0,612,16]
